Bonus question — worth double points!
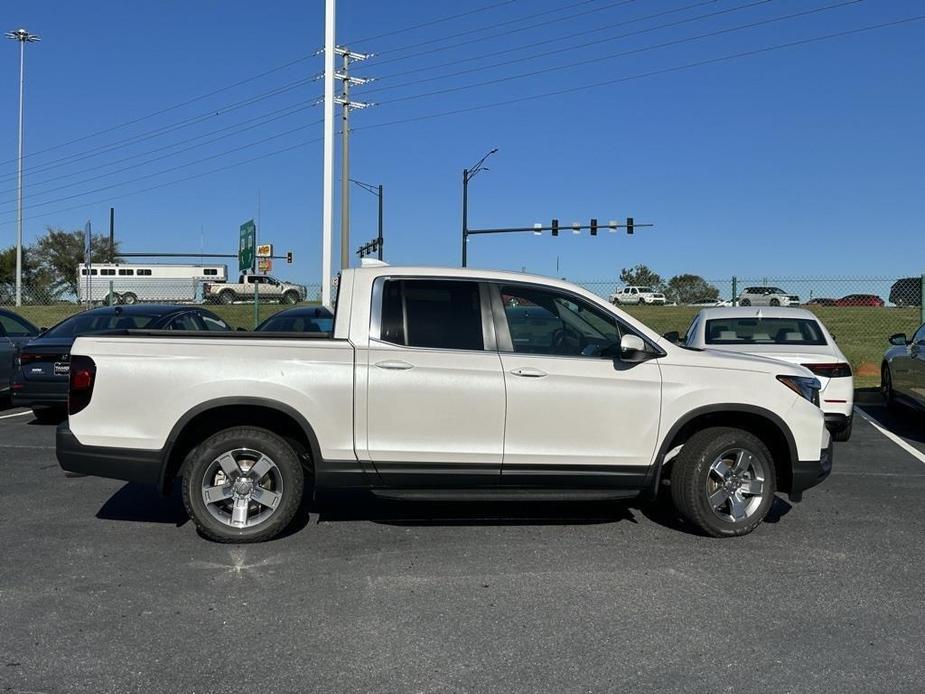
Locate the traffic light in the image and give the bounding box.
[286,251,293,264]
[626,217,634,235]
[551,218,559,236]
[590,218,598,236]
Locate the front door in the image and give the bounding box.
[492,282,662,488]
[365,278,505,487]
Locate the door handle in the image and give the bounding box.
[509,367,548,378]
[375,360,414,371]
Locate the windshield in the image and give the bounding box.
[704,318,827,346]
[257,313,333,333]
[44,312,160,338]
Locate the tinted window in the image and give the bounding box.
[44,312,160,338]
[258,313,333,333]
[705,318,827,345]
[500,285,622,357]
[167,314,200,331]
[200,314,231,332]
[118,269,134,276]
[0,313,37,337]
[379,279,483,351]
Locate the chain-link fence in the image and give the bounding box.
[3,274,923,385]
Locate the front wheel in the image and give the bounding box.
[670,427,776,537]
[882,363,898,411]
[281,290,299,305]
[121,292,138,305]
[769,298,780,307]
[182,427,306,543]
[740,298,751,306]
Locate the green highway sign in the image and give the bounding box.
[239,220,256,273]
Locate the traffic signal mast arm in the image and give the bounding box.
[466,218,652,235]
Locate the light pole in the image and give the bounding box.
[349,179,383,260]
[461,148,497,267]
[5,28,40,307]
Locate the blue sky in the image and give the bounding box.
[1,0,923,286]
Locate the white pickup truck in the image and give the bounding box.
[57,265,832,543]
[203,274,304,305]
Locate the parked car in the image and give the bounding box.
[682,307,854,441]
[737,287,800,307]
[255,306,334,333]
[687,298,732,307]
[12,304,231,422]
[805,298,837,306]
[882,323,925,412]
[58,265,831,543]
[609,286,667,305]
[889,277,921,307]
[834,294,884,307]
[204,274,305,305]
[0,309,40,398]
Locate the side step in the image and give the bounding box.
[370,488,641,502]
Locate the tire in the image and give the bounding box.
[32,407,66,424]
[281,290,299,305]
[769,298,780,307]
[670,427,776,538]
[740,298,751,306]
[882,363,898,411]
[832,418,852,442]
[122,292,138,305]
[182,426,305,543]
[219,290,236,305]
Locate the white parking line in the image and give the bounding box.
[855,406,925,465]
[0,410,31,420]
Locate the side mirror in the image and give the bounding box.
[662,330,680,344]
[620,334,649,363]
[889,333,909,346]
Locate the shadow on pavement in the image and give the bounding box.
[855,386,925,445]
[96,482,188,527]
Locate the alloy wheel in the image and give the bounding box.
[705,448,767,523]
[200,448,284,529]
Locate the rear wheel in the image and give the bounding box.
[670,427,776,538]
[32,407,66,424]
[832,418,852,442]
[740,298,751,306]
[219,289,236,305]
[121,292,138,305]
[182,426,305,543]
[769,298,780,307]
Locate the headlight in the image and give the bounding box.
[777,375,821,406]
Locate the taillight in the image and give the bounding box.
[17,351,41,367]
[68,355,97,415]
[802,362,852,378]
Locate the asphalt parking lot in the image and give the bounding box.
[1,399,924,694]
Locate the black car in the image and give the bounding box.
[255,306,334,333]
[12,304,231,421]
[1,309,40,399]
[890,277,922,307]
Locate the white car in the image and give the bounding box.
[737,286,800,307]
[682,307,853,441]
[57,265,831,542]
[610,286,667,305]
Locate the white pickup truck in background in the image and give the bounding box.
[57,265,832,543]
[203,274,305,305]
[609,286,667,305]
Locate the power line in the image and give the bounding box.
[371,0,639,66]
[365,0,782,96]
[0,100,318,197]
[347,0,521,44]
[375,0,864,106]
[0,120,323,216]
[352,14,925,133]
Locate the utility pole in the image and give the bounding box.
[109,207,115,262]
[321,0,335,308]
[335,46,372,271]
[6,28,40,307]
[461,148,498,268]
[349,179,384,260]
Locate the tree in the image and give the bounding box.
[34,227,121,298]
[619,264,663,289]
[0,245,55,303]
[666,274,720,304]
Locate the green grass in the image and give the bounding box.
[8,302,919,388]
[621,305,921,387]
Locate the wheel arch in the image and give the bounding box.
[158,397,322,495]
[650,404,798,497]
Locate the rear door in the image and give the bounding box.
[365,278,505,486]
[492,282,662,488]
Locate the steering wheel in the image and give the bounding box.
[551,325,584,354]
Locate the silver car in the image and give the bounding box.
[0,309,40,398]
[882,322,925,412]
[737,286,800,307]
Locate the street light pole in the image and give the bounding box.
[6,28,40,307]
[460,148,497,268]
[377,184,383,260]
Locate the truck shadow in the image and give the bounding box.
[96,482,189,527]
[855,387,925,445]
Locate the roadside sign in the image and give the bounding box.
[256,243,273,258]
[239,220,256,273]
[258,257,272,273]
